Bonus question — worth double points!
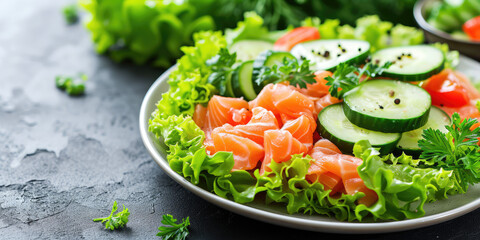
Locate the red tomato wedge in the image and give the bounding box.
[463,16,480,41]
[422,69,480,107]
[273,27,320,51]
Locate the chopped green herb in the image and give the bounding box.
[55,74,87,96]
[157,214,190,240]
[62,4,79,24]
[206,48,237,96]
[256,57,316,89]
[419,113,480,192]
[325,61,392,99]
[93,201,130,230]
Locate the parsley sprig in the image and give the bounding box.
[157,214,190,240]
[325,61,392,99]
[256,57,316,89]
[206,48,237,96]
[62,4,79,24]
[419,113,480,192]
[55,73,87,96]
[93,201,130,230]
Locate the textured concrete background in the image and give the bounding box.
[1,1,480,239]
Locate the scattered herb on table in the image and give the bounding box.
[55,74,87,96]
[62,4,79,24]
[419,113,480,192]
[93,201,130,230]
[157,214,190,240]
[325,61,392,99]
[256,57,316,89]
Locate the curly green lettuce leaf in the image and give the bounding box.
[225,12,286,45]
[171,31,227,81]
[432,42,459,69]
[80,0,215,67]
[354,140,461,220]
[149,115,234,186]
[303,15,424,52]
[390,24,425,47]
[153,31,225,118]
[255,155,366,221]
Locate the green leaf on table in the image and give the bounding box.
[157,214,190,240]
[55,74,87,96]
[93,201,130,230]
[62,4,78,24]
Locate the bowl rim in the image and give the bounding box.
[413,0,480,46]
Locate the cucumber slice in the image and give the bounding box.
[395,106,451,157]
[225,72,236,98]
[231,60,257,101]
[229,40,274,62]
[290,39,370,71]
[343,80,431,133]
[317,103,401,155]
[371,45,445,81]
[252,50,296,92]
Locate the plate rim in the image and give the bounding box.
[139,56,480,234]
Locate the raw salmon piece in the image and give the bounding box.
[305,171,343,195]
[272,85,315,120]
[313,94,342,116]
[439,101,479,119]
[249,84,316,128]
[294,71,333,98]
[228,108,252,126]
[211,128,264,171]
[234,107,279,145]
[307,139,378,206]
[193,104,208,129]
[281,115,314,150]
[205,96,249,130]
[196,96,250,150]
[260,129,308,175]
[249,84,277,114]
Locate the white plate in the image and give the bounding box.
[139,56,480,234]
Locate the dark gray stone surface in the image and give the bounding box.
[1,1,480,239]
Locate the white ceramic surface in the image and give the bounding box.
[139,56,480,234]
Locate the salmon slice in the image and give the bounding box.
[281,115,314,150]
[234,107,279,145]
[294,71,333,98]
[211,126,264,171]
[250,83,316,130]
[228,108,252,126]
[205,96,249,131]
[307,139,378,206]
[194,96,250,151]
[439,102,478,119]
[313,94,342,116]
[305,171,343,194]
[260,129,308,175]
[193,104,208,129]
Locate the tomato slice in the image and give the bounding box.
[423,69,471,107]
[463,16,480,41]
[273,27,320,51]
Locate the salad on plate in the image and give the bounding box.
[148,12,480,222]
